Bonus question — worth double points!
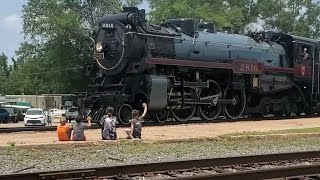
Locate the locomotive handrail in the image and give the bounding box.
[134,32,283,53]
[204,41,283,53]
[135,32,185,40]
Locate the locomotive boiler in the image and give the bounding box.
[81,7,320,124]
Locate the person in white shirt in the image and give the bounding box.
[100,107,117,140]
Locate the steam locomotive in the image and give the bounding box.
[81,7,320,124]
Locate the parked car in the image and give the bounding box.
[49,108,66,116]
[0,108,9,123]
[24,108,46,126]
[1,105,30,121]
[3,107,18,123]
[16,111,25,121]
[65,107,78,121]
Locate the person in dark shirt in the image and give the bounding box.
[100,106,117,140]
[125,103,147,139]
[72,116,91,141]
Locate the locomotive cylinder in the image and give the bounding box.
[147,75,168,110]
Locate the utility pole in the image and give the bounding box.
[36,91,38,108]
[47,86,50,108]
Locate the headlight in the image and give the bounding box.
[95,42,103,52]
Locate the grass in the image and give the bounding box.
[6,140,16,147]
[1,134,320,157]
[2,133,320,174]
[222,127,320,137]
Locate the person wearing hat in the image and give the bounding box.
[100,106,117,140]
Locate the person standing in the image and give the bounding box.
[47,107,52,126]
[125,103,147,139]
[100,107,117,140]
[302,48,309,64]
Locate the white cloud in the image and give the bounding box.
[0,14,22,32]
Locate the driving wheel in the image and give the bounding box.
[199,80,223,120]
[154,109,169,123]
[223,85,246,119]
[171,87,197,122]
[117,104,132,124]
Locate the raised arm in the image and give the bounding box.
[141,103,148,118]
[99,115,104,126]
[87,116,92,127]
[130,122,134,138]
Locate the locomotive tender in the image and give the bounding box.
[82,7,320,124]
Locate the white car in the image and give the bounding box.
[65,107,78,121]
[24,108,46,126]
[49,108,66,116]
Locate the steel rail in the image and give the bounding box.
[163,164,320,180]
[0,114,317,133]
[0,150,320,180]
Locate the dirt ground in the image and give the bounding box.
[1,117,320,146]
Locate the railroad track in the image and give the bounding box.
[0,114,317,133]
[1,150,320,180]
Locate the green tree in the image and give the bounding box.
[0,53,9,94]
[0,53,9,77]
[15,0,126,94]
[146,0,320,38]
[124,0,143,7]
[146,0,245,28]
[257,0,320,38]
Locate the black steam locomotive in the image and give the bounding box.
[80,7,320,124]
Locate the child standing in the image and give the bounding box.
[72,116,91,141]
[47,109,52,126]
[125,103,147,139]
[100,106,117,140]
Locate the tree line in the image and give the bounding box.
[1,0,320,95]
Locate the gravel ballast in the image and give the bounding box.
[1,135,320,174]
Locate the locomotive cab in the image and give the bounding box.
[269,32,317,69]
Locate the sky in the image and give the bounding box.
[0,0,150,63]
[0,0,26,61]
